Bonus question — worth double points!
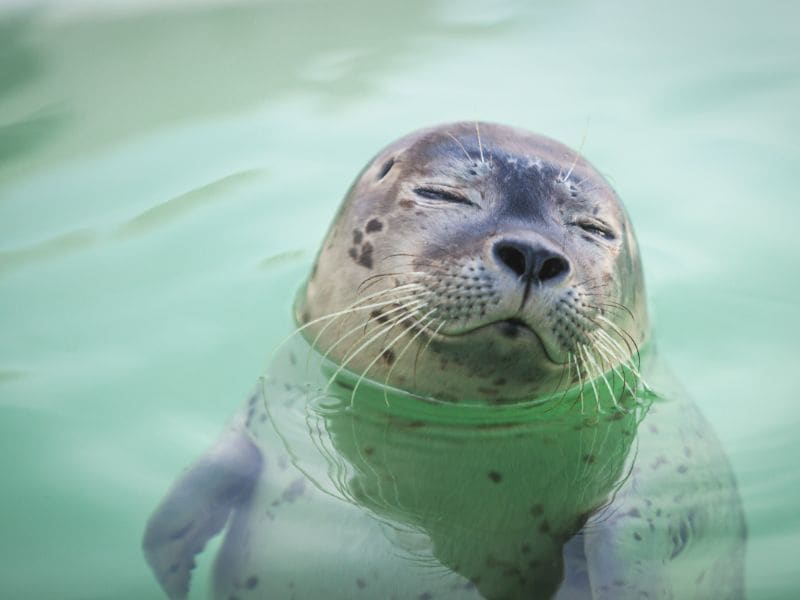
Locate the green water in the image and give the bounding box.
[0,1,797,598]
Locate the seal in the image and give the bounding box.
[142,123,746,600]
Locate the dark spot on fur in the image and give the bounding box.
[356,578,366,589]
[488,470,502,483]
[530,504,544,517]
[377,157,395,180]
[628,508,641,518]
[492,377,507,386]
[281,478,306,503]
[633,532,642,541]
[407,420,425,428]
[539,520,551,534]
[289,352,297,365]
[348,247,358,260]
[370,309,389,324]
[381,349,395,365]
[521,543,531,554]
[583,453,596,464]
[651,456,668,469]
[366,218,383,233]
[478,387,499,396]
[358,242,373,269]
[399,199,415,208]
[353,229,363,244]
[677,464,688,474]
[245,576,259,589]
[363,446,375,456]
[418,594,432,600]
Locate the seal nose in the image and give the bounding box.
[492,240,571,285]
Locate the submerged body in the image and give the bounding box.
[143,123,745,598]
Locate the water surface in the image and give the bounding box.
[1,1,798,598]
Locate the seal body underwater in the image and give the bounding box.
[143,123,746,599]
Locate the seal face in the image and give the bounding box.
[301,122,648,402]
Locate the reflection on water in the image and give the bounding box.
[0,0,797,598]
[0,13,66,167]
[144,335,745,599]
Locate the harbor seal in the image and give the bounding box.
[143,123,746,599]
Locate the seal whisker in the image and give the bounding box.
[277,284,425,361]
[324,309,425,393]
[591,332,638,399]
[446,132,475,165]
[558,121,589,184]
[307,291,427,370]
[595,317,643,375]
[356,271,430,295]
[582,343,618,410]
[411,317,447,391]
[544,352,576,414]
[382,314,441,406]
[475,122,485,164]
[321,297,428,372]
[571,352,588,414]
[588,315,635,366]
[349,308,438,406]
[594,327,650,392]
[580,295,636,321]
[578,345,602,414]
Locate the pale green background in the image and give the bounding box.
[0,1,797,598]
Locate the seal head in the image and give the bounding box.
[299,122,647,403]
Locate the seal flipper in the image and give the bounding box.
[142,425,263,599]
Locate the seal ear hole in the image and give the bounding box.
[377,157,395,181]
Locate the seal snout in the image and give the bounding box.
[492,238,571,307]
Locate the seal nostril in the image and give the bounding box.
[539,256,569,282]
[493,239,571,286]
[495,244,528,278]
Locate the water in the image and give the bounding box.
[0,1,797,598]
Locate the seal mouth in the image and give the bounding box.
[438,318,566,367]
[493,319,568,367]
[494,318,534,339]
